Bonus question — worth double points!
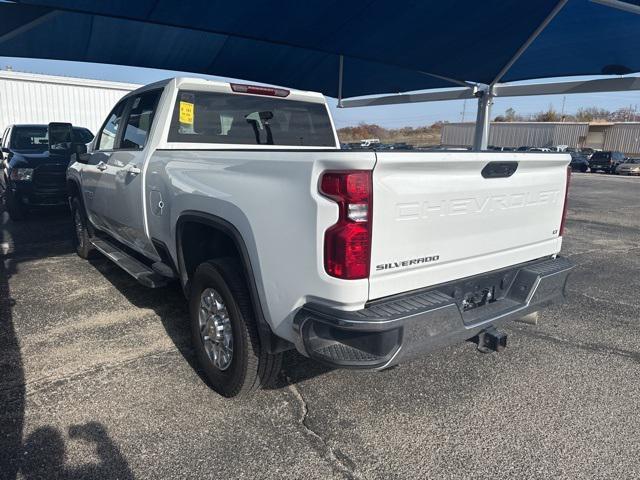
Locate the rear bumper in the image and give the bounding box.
[293,256,573,369]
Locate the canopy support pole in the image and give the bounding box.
[472,87,494,151]
[490,0,569,85]
[337,55,344,108]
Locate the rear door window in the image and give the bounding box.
[168,90,336,147]
[120,90,161,150]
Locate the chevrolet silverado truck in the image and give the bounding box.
[66,77,573,397]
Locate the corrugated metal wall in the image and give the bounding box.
[604,123,640,155]
[0,71,139,135]
[441,122,589,147]
[441,122,589,148]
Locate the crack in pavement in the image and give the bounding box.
[512,326,640,365]
[286,380,365,480]
[567,290,639,310]
[1,348,182,405]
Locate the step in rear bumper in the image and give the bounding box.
[293,256,573,369]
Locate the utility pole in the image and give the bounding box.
[461,99,467,123]
[561,96,566,122]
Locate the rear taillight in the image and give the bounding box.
[559,166,571,236]
[320,171,372,280]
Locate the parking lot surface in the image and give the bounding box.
[1,173,639,480]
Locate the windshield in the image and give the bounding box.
[11,126,48,150]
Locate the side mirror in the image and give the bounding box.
[48,122,73,152]
[74,143,90,164]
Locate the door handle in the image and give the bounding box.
[97,161,107,171]
[125,164,141,175]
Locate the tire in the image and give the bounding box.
[581,166,588,173]
[189,258,282,398]
[70,197,95,259]
[6,190,26,221]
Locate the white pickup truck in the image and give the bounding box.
[66,77,573,397]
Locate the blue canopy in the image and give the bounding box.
[1,0,639,98]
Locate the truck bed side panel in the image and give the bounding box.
[145,150,376,341]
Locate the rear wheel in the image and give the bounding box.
[70,197,95,259]
[189,258,282,397]
[6,190,26,221]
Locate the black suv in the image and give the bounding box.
[589,151,626,174]
[1,124,93,220]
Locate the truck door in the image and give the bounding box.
[92,89,162,258]
[82,99,128,230]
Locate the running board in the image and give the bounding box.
[90,237,168,288]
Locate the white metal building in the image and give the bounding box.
[0,70,140,135]
[441,121,640,155]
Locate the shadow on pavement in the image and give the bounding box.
[86,248,335,391]
[0,211,135,480]
[21,422,134,480]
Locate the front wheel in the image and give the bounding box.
[70,197,95,259]
[6,190,26,221]
[189,258,282,398]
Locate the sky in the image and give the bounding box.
[1,56,639,129]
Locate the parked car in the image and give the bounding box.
[569,152,589,172]
[615,158,640,176]
[589,151,626,174]
[67,77,573,397]
[0,123,93,220]
[580,148,597,159]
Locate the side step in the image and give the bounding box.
[90,237,168,288]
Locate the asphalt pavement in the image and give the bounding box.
[1,173,639,479]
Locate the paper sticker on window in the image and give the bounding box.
[179,101,194,125]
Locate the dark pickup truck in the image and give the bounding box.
[1,123,93,220]
[589,151,626,174]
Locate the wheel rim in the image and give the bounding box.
[198,288,233,371]
[74,209,84,247]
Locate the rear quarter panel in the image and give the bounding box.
[145,149,375,341]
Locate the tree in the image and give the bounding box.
[575,107,610,122]
[505,107,518,122]
[534,105,560,122]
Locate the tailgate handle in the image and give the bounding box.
[481,161,518,178]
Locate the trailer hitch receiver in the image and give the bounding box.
[475,326,508,353]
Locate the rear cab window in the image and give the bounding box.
[167,89,336,147]
[10,126,48,150]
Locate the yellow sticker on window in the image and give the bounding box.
[179,101,194,124]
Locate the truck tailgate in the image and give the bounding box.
[369,152,569,300]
